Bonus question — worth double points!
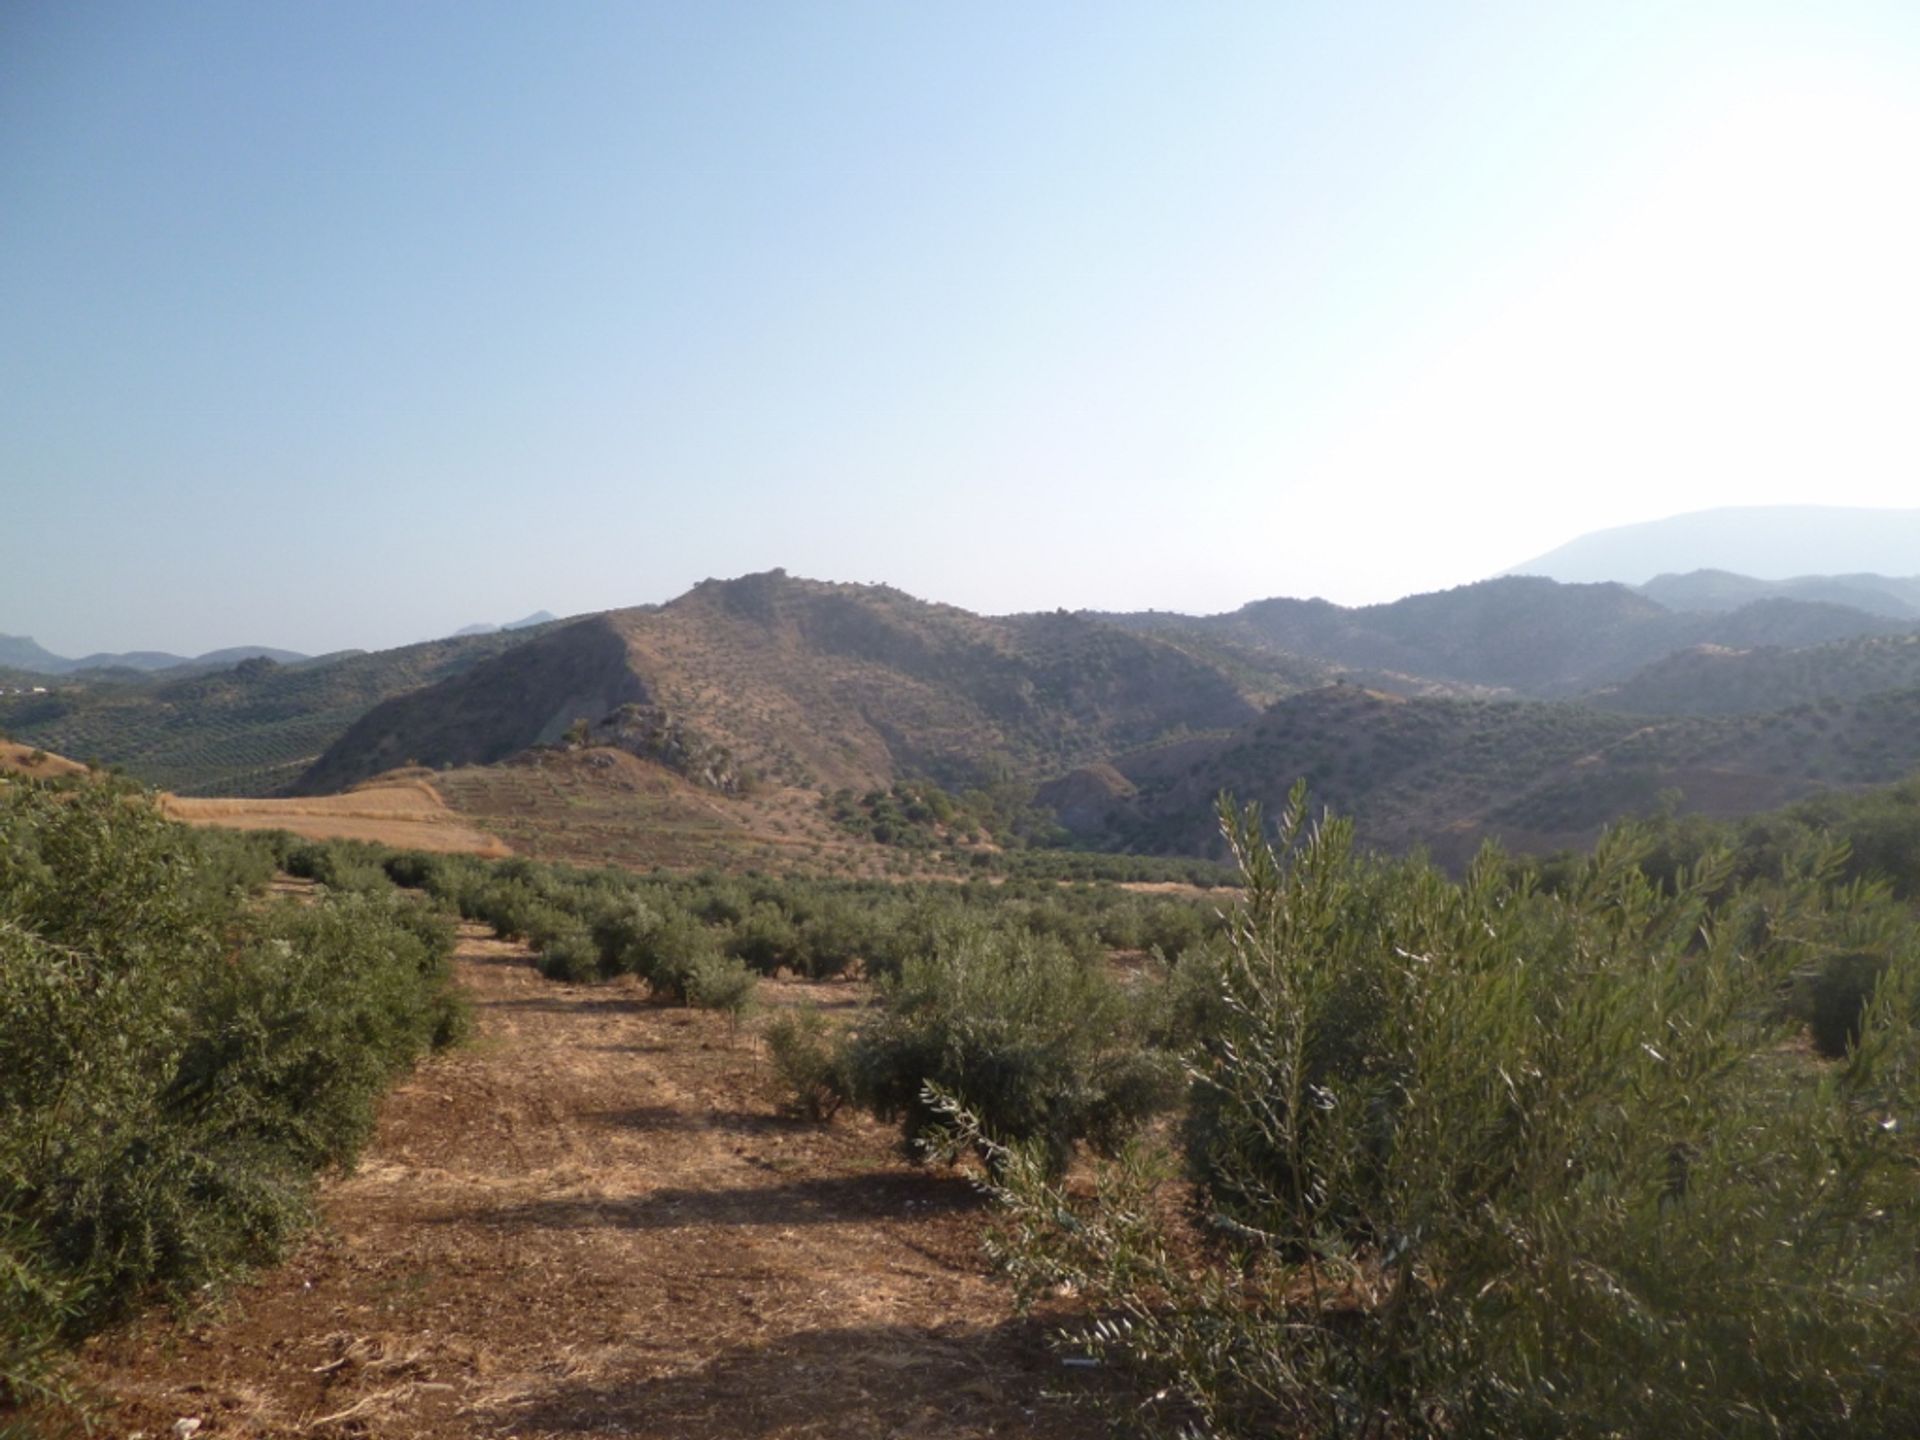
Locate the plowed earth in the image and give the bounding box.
[71,923,1095,1439]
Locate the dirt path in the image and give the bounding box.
[75,926,1090,1438]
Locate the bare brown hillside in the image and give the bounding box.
[431,747,897,875]
[297,571,1264,798]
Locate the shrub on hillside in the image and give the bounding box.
[282,838,392,894]
[631,907,726,1003]
[795,901,869,978]
[588,893,665,977]
[1804,949,1905,1059]
[1138,898,1211,960]
[468,879,573,947]
[727,901,801,974]
[185,825,279,900]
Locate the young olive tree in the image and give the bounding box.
[972,786,1920,1440]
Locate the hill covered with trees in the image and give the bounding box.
[1095,575,1909,696]
[0,627,556,795]
[295,570,1268,797]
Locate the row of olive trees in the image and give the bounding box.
[0,781,464,1413]
[936,788,1920,1438]
[255,789,1920,1437]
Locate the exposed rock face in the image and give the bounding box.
[1035,763,1136,836]
[585,703,746,795]
[294,617,646,793]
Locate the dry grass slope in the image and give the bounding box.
[0,739,89,780]
[161,774,512,856]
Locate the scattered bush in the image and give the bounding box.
[728,902,801,974]
[632,909,726,1003]
[763,1008,848,1120]
[281,838,391,894]
[588,894,663,977]
[1806,950,1895,1058]
[685,951,757,1023]
[795,902,868,978]
[843,922,1178,1179]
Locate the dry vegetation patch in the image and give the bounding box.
[161,777,512,856]
[433,748,918,877]
[0,739,88,779]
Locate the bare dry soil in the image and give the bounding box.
[70,923,1093,1439]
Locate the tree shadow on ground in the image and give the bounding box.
[453,946,538,970]
[588,1104,819,1138]
[476,993,660,1015]
[484,1315,1110,1440]
[756,986,869,1013]
[438,1169,985,1232]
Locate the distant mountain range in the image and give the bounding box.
[1509,505,1920,585]
[11,564,1920,867]
[450,611,558,638]
[0,610,561,676]
[1634,570,1920,619]
[1094,576,1908,697]
[0,634,308,677]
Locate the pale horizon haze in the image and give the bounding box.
[6,3,1920,655]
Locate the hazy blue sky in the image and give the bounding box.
[6,2,1920,655]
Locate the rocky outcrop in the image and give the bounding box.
[1036,763,1136,837]
[293,617,646,794]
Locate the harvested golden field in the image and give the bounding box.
[0,739,89,779]
[163,776,512,856]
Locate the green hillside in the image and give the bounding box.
[1098,576,1909,696]
[1059,682,1920,866]
[1591,631,1920,715]
[0,628,553,795]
